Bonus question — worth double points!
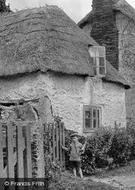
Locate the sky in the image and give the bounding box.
[6,0,135,23]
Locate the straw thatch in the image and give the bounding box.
[0,5,96,77]
[0,5,129,88]
[113,0,135,22]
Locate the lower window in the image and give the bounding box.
[83,105,101,132]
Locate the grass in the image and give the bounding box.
[95,160,135,178]
[49,171,119,190]
[48,160,135,190]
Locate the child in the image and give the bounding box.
[62,132,85,178]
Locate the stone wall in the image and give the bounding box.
[0,72,126,134]
[116,12,135,121]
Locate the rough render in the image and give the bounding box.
[116,12,135,121]
[0,72,126,134]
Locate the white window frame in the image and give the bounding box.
[89,46,106,77]
[83,105,101,132]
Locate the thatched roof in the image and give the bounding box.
[78,11,93,28]
[0,5,96,77]
[0,5,130,88]
[113,0,135,22]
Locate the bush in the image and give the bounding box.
[82,127,114,175]
[64,126,134,175]
[109,127,133,166]
[127,119,135,159]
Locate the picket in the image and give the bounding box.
[0,118,66,183]
[7,122,15,178]
[49,120,65,166]
[17,124,25,178]
[0,123,7,178]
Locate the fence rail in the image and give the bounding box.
[0,121,32,179]
[0,119,65,181]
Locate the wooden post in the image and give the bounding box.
[0,123,7,178]
[59,122,62,164]
[7,122,15,178]
[17,124,25,178]
[56,122,59,160]
[24,124,32,178]
[36,120,45,178]
[62,122,65,168]
[52,126,55,161]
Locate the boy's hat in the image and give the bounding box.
[70,132,78,138]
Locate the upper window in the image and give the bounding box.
[83,105,101,132]
[89,46,106,77]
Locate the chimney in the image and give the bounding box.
[91,0,119,70]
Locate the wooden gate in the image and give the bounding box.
[0,121,32,179]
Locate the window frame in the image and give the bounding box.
[83,105,102,132]
[89,46,106,77]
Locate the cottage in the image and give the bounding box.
[0,5,129,134]
[78,0,135,122]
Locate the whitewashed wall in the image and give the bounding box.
[0,71,126,134]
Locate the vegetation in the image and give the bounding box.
[65,123,135,176]
[49,171,119,190]
[32,119,135,189]
[0,0,10,13]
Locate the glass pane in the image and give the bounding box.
[89,46,97,57]
[98,46,105,57]
[85,111,91,119]
[93,109,96,118]
[97,110,100,128]
[85,119,91,128]
[93,119,97,128]
[94,67,97,75]
[99,66,105,75]
[99,57,105,67]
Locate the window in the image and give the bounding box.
[89,46,106,77]
[83,105,101,132]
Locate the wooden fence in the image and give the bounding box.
[0,119,65,183]
[43,120,65,165]
[0,121,32,179]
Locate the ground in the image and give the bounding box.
[90,160,135,190]
[49,160,135,190]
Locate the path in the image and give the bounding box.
[90,175,135,189]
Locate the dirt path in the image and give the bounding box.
[90,175,135,189]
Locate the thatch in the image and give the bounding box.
[113,0,135,22]
[0,5,130,88]
[78,11,94,28]
[0,5,97,77]
[104,61,129,89]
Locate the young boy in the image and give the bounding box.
[62,133,85,178]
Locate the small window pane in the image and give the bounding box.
[85,111,91,119]
[93,109,96,118]
[85,119,91,128]
[99,67,105,75]
[93,119,97,128]
[98,46,105,57]
[99,57,105,67]
[89,46,97,57]
[97,110,100,128]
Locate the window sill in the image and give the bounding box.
[83,129,97,134]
